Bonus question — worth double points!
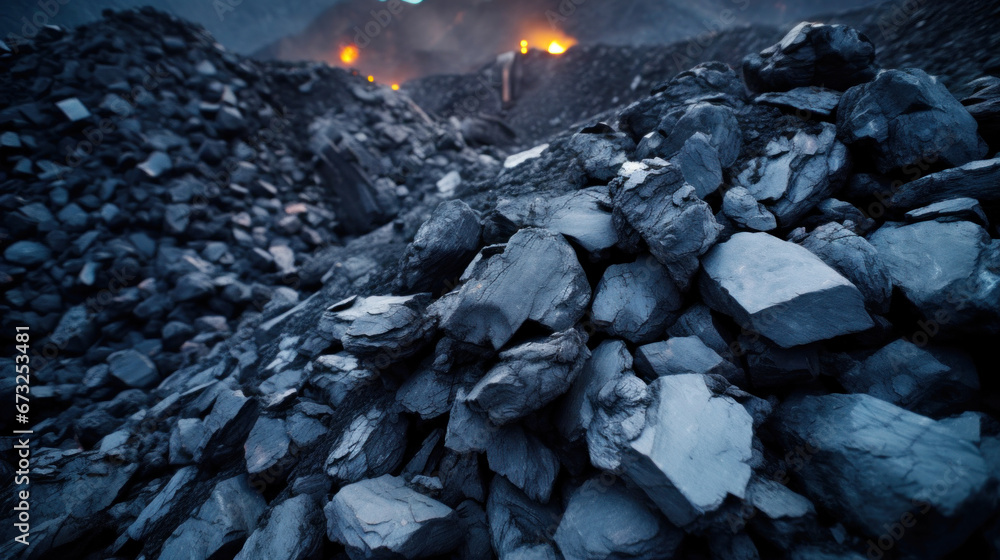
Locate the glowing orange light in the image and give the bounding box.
[340,45,359,64]
[520,39,528,54]
[547,41,566,54]
[367,75,374,82]
[391,83,400,90]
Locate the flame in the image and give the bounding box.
[340,45,359,64]
[391,83,400,90]
[517,33,576,56]
[367,75,374,82]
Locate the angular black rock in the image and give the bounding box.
[837,339,979,417]
[493,187,619,258]
[107,349,160,388]
[868,220,1000,333]
[888,157,1000,209]
[657,102,742,167]
[557,339,633,441]
[554,479,684,559]
[234,495,323,560]
[466,328,589,425]
[838,69,986,174]
[904,197,989,226]
[755,87,842,119]
[774,393,996,557]
[722,186,777,231]
[731,122,849,227]
[591,255,683,344]
[486,424,560,503]
[438,228,591,350]
[623,374,755,527]
[326,475,463,559]
[397,199,482,294]
[325,404,409,484]
[743,23,877,93]
[486,476,562,560]
[700,232,874,347]
[611,159,722,288]
[793,222,893,313]
[568,122,634,181]
[634,336,743,384]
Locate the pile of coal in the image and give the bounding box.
[2,9,1000,560]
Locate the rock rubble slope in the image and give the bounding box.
[2,8,1000,560]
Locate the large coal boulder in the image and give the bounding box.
[837,68,987,174]
[743,23,877,93]
[774,393,996,558]
[700,232,874,348]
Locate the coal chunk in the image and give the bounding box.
[775,393,996,557]
[234,495,322,560]
[794,222,893,313]
[486,476,561,560]
[325,474,463,559]
[158,475,267,560]
[838,69,986,174]
[325,405,409,484]
[634,336,742,383]
[700,232,874,347]
[397,199,482,294]
[439,228,590,350]
[731,122,849,227]
[869,220,1000,333]
[4,240,51,266]
[743,23,877,93]
[486,424,560,503]
[493,187,619,258]
[611,159,722,288]
[837,339,979,416]
[722,186,777,231]
[557,339,633,441]
[466,328,589,425]
[554,479,684,560]
[107,349,159,388]
[623,374,754,527]
[889,157,1000,209]
[591,255,683,344]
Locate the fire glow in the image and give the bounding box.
[339,44,359,64]
[517,32,576,55]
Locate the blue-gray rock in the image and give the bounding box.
[326,474,463,560]
[244,415,290,475]
[486,424,560,503]
[107,349,159,388]
[868,220,1000,333]
[904,197,989,226]
[744,476,819,550]
[657,102,742,167]
[325,404,408,484]
[493,187,619,258]
[611,159,722,288]
[466,328,589,425]
[198,389,259,467]
[557,339,633,441]
[439,228,591,350]
[158,475,266,560]
[731,122,849,227]
[445,388,496,454]
[554,479,684,560]
[889,157,1000,209]
[4,240,51,266]
[666,304,734,363]
[670,132,723,197]
[137,150,172,177]
[700,232,874,348]
[743,23,877,93]
[486,476,561,560]
[591,255,683,344]
[755,87,842,119]
[837,339,979,417]
[622,374,754,527]
[56,97,92,121]
[56,203,88,231]
[127,466,198,541]
[587,373,649,471]
[398,199,482,294]
[838,69,986,174]
[634,336,743,384]
[722,186,777,231]
[172,271,215,302]
[49,305,97,353]
[775,393,996,557]
[794,222,893,313]
[338,294,435,362]
[234,495,322,560]
[568,122,634,181]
